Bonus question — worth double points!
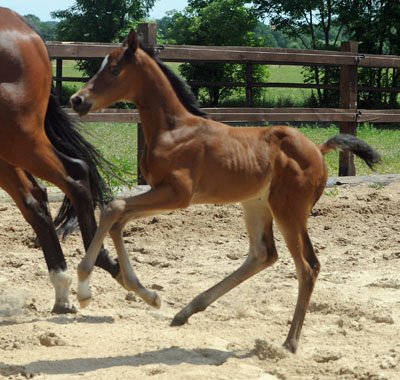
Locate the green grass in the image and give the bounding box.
[79,121,398,186]
[296,123,399,177]
[54,60,84,77]
[265,65,311,107]
[80,122,138,187]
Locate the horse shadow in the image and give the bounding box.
[1,346,255,377]
[0,314,115,327]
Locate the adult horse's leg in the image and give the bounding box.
[43,92,124,285]
[54,150,122,281]
[0,124,122,287]
[0,159,76,313]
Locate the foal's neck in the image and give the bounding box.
[136,52,190,145]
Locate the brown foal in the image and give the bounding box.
[71,29,380,353]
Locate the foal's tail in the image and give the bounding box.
[319,134,381,169]
[44,88,121,238]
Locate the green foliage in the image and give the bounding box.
[340,0,400,109]
[340,0,400,55]
[253,0,349,108]
[253,22,304,49]
[253,0,400,109]
[59,84,80,106]
[160,0,269,107]
[51,0,156,77]
[253,0,347,50]
[23,14,57,40]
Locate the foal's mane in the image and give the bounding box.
[140,44,210,119]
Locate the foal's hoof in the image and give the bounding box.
[170,313,188,327]
[150,292,161,309]
[78,297,92,309]
[282,339,298,354]
[51,303,78,314]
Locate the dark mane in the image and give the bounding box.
[141,45,210,119]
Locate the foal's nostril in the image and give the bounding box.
[71,96,83,107]
[70,95,93,116]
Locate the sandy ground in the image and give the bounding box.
[0,180,399,380]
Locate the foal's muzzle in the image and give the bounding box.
[70,95,93,116]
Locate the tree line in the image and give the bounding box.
[26,0,400,108]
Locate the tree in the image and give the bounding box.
[339,0,400,108]
[52,0,155,76]
[253,0,348,107]
[24,14,57,40]
[163,0,269,107]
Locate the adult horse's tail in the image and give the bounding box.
[44,88,117,238]
[319,134,381,169]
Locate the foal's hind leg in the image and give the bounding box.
[269,195,320,353]
[171,193,278,326]
[0,159,76,313]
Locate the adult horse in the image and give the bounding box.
[71,29,381,353]
[0,7,124,313]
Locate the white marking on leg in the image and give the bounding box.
[49,269,72,306]
[77,274,92,308]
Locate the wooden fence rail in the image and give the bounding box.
[46,23,400,181]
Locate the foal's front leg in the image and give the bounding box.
[77,184,189,308]
[77,199,126,307]
[108,221,161,308]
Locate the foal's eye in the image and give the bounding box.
[110,69,119,76]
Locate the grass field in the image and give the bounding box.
[264,65,312,106]
[80,121,399,187]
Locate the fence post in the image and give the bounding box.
[136,23,157,185]
[339,41,358,176]
[245,63,253,107]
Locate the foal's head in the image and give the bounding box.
[71,29,145,116]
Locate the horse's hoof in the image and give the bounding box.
[51,303,78,314]
[282,339,297,354]
[78,297,91,308]
[170,314,188,327]
[150,292,161,309]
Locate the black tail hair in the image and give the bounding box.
[321,134,381,169]
[44,89,116,238]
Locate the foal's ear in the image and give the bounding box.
[127,29,139,54]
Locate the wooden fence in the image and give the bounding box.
[46,23,400,181]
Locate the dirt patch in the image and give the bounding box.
[0,181,399,379]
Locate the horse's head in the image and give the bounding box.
[71,29,142,116]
